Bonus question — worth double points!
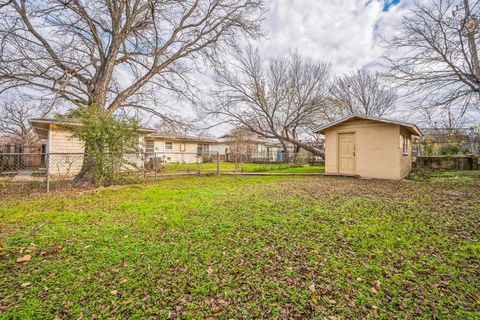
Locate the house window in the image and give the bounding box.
[165,142,173,151]
[180,142,186,151]
[145,139,155,155]
[197,143,209,155]
[402,136,409,155]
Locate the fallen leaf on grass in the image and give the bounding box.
[308,283,316,293]
[110,290,118,296]
[118,278,127,284]
[20,282,31,288]
[207,266,213,276]
[16,254,32,263]
[371,287,378,295]
[112,268,120,273]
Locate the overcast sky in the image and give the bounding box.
[256,0,409,74]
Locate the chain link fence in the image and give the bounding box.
[0,151,324,195]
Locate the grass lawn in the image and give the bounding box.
[0,172,479,319]
[163,162,325,174]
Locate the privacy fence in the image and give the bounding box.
[0,151,324,194]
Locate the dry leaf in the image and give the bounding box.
[112,268,120,273]
[111,290,118,296]
[371,287,378,295]
[16,254,32,263]
[207,266,213,275]
[20,282,31,288]
[122,260,128,268]
[328,299,337,304]
[308,283,316,293]
[310,293,318,305]
[118,278,127,284]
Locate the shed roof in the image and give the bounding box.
[314,115,422,136]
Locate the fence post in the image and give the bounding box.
[154,152,157,180]
[216,151,220,175]
[196,154,200,175]
[45,152,50,193]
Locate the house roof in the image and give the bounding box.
[314,114,422,136]
[29,118,156,139]
[148,132,217,143]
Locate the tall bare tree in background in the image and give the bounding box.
[0,0,264,119]
[209,47,331,155]
[330,69,397,117]
[0,94,54,144]
[385,0,480,115]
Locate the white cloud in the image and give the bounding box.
[256,0,413,74]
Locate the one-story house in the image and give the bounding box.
[30,118,219,176]
[315,115,422,180]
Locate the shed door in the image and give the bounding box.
[338,133,356,174]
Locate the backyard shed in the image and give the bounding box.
[315,115,421,180]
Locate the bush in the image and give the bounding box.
[440,143,461,156]
[421,138,436,156]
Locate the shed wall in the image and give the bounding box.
[324,119,402,179]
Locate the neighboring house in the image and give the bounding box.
[144,132,216,163]
[315,115,421,180]
[211,131,283,162]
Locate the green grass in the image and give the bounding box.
[0,174,479,319]
[408,170,480,185]
[162,162,325,174]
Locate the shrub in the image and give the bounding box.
[421,138,436,156]
[440,143,461,156]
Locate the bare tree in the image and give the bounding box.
[209,47,331,155]
[0,0,264,120]
[330,69,397,117]
[384,0,480,114]
[0,95,54,144]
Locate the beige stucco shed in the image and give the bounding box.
[315,115,421,180]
